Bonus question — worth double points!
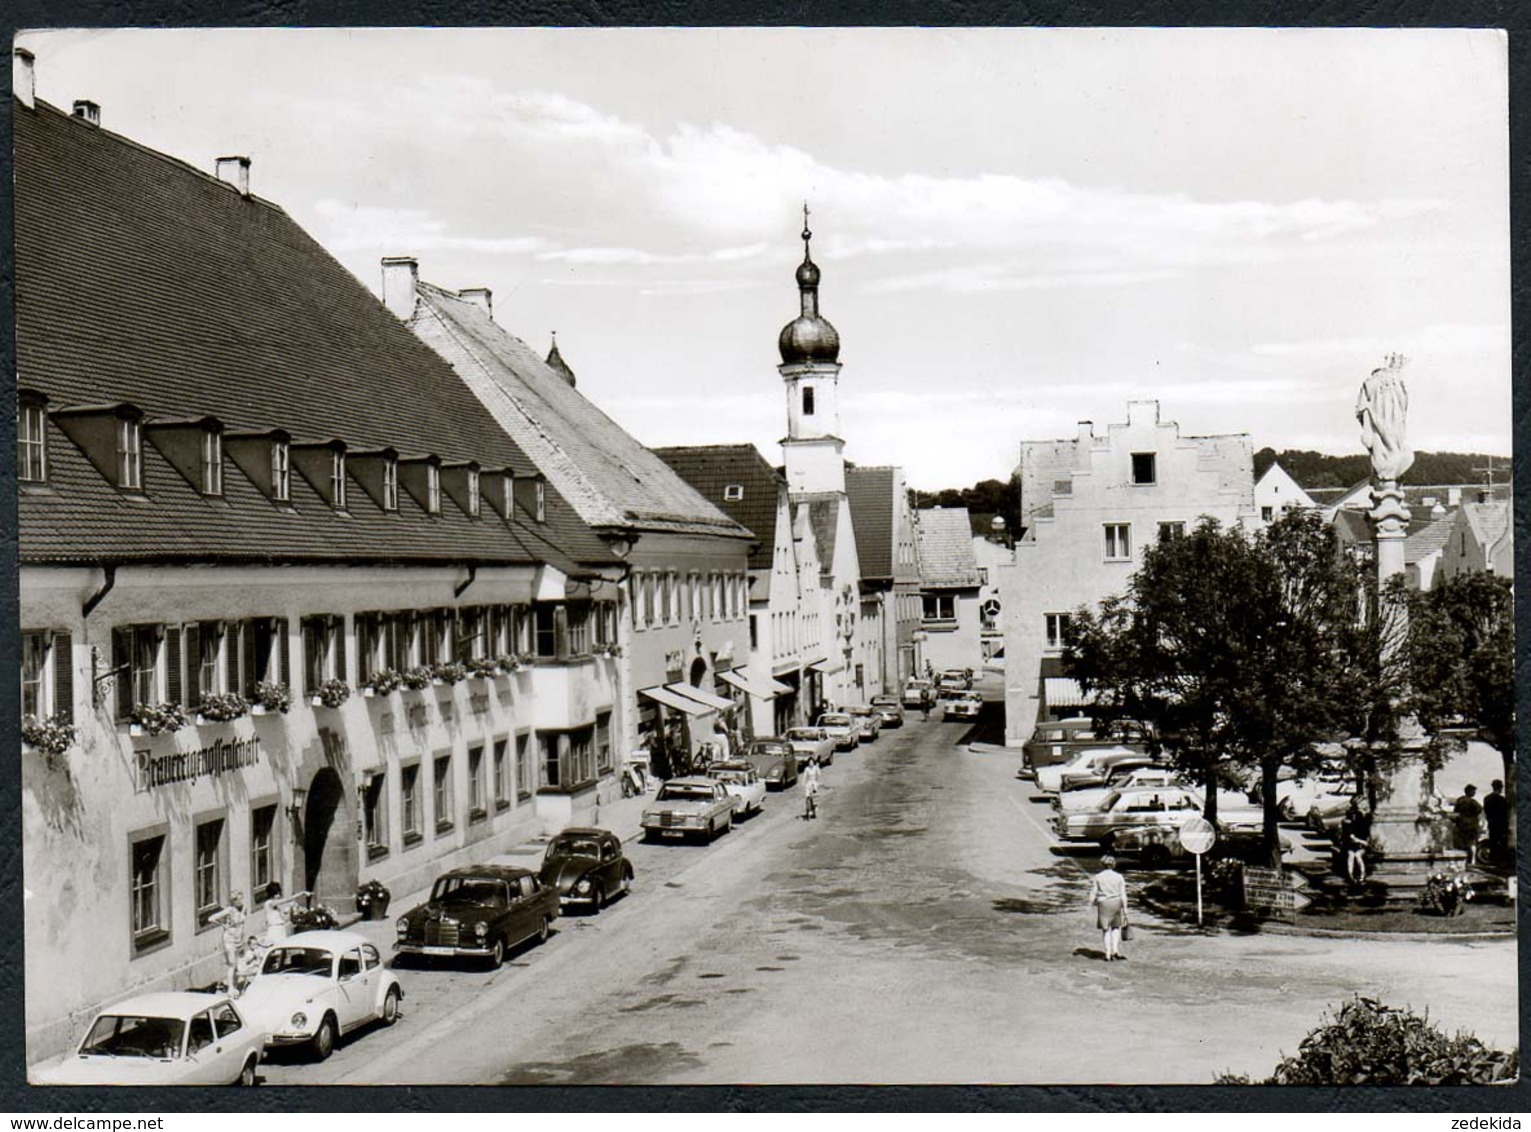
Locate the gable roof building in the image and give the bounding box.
[916,507,985,674]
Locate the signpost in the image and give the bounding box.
[1178,817,1216,926]
[1241,865,1313,922]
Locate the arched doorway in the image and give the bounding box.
[302,767,357,914]
[689,657,708,687]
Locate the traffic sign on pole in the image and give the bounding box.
[1178,817,1216,927]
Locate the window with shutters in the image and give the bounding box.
[300,616,345,693]
[194,816,226,928]
[362,772,388,858]
[567,604,590,656]
[185,621,226,707]
[400,763,422,843]
[130,828,169,952]
[242,618,286,696]
[433,754,454,833]
[516,733,533,798]
[18,398,47,483]
[250,804,278,902]
[467,745,486,820]
[493,738,510,810]
[459,607,485,660]
[114,624,166,717]
[21,631,52,719]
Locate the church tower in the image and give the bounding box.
[779,208,845,495]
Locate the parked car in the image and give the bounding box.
[870,695,905,727]
[1053,786,1203,847]
[784,726,835,768]
[708,760,767,817]
[744,736,799,789]
[240,930,402,1060]
[35,992,264,1085]
[641,777,735,842]
[1306,779,1362,834]
[817,712,860,752]
[393,866,560,968]
[1113,822,1293,868]
[1056,752,1160,792]
[1019,717,1152,777]
[1035,746,1145,795]
[1057,767,1250,816]
[1275,773,1357,824]
[902,679,934,709]
[845,705,882,742]
[539,828,634,911]
[944,690,984,720]
[938,669,972,693]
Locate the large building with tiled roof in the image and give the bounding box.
[387,262,756,775]
[14,52,627,1061]
[654,444,832,734]
[915,507,984,674]
[846,464,925,691]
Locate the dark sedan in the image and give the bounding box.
[538,827,634,911]
[394,865,559,969]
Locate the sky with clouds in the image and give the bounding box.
[17,27,1510,488]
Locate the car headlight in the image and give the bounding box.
[474,921,488,938]
[575,878,592,893]
[291,1012,307,1029]
[395,918,410,935]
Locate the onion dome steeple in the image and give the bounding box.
[778,204,841,365]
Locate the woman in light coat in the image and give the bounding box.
[1090,856,1129,961]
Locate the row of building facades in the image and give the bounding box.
[12,50,991,1058]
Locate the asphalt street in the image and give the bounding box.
[261,682,1516,1086]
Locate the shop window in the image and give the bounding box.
[400,764,422,844]
[130,830,169,952]
[362,773,388,859]
[18,398,47,483]
[250,804,277,902]
[468,744,487,820]
[194,817,225,928]
[433,755,454,833]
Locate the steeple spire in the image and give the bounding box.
[778,204,838,364]
[796,201,821,318]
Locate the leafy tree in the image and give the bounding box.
[1404,571,1516,829]
[1065,511,1377,864]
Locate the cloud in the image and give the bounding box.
[312,201,551,256]
[1247,322,1507,360]
[864,264,1186,294]
[535,242,769,266]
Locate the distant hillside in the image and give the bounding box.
[1255,448,1510,490]
[911,477,1021,534]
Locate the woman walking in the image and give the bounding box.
[1089,856,1129,962]
[802,757,822,820]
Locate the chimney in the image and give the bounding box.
[13,48,35,110]
[1076,420,1094,444]
[1447,486,1462,506]
[381,257,419,320]
[459,287,493,320]
[215,155,251,197]
[72,99,100,125]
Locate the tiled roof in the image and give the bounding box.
[14,99,612,569]
[845,465,895,579]
[1462,500,1512,550]
[651,445,778,569]
[1405,513,1456,565]
[410,285,753,542]
[916,507,981,589]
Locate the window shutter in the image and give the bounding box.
[241,620,257,697]
[185,625,203,707]
[113,628,132,719]
[333,617,347,683]
[52,631,74,724]
[277,618,289,686]
[165,626,183,706]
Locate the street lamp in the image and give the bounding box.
[287,785,308,825]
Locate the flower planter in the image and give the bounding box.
[250,704,268,716]
[196,714,212,726]
[129,723,145,738]
[309,695,326,707]
[363,687,377,698]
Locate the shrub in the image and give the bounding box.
[1217,996,1517,1085]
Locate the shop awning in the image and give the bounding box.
[1043,677,1096,710]
[639,686,710,716]
[665,683,737,712]
[719,670,792,700]
[806,658,844,675]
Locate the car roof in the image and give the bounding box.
[431,864,535,881]
[277,930,377,949]
[708,760,753,771]
[551,827,614,839]
[664,776,719,787]
[871,694,898,702]
[96,992,232,1021]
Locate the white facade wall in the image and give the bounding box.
[1001,402,1256,745]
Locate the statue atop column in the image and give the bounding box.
[1356,353,1414,483]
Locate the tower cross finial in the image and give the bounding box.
[802,201,812,243]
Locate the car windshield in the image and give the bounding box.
[714,770,748,784]
[821,715,851,726]
[658,784,715,802]
[547,839,601,859]
[749,742,790,756]
[81,1014,186,1059]
[786,729,820,742]
[262,947,334,977]
[433,877,511,905]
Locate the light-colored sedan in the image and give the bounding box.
[902,679,934,708]
[1276,775,1358,824]
[708,760,767,817]
[1056,770,1258,819]
[641,777,735,842]
[817,713,860,752]
[35,992,263,1086]
[870,695,905,727]
[239,930,403,1061]
[845,705,882,742]
[1053,786,1203,846]
[1034,745,1142,795]
[943,691,984,720]
[785,726,835,768]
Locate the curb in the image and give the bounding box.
[1136,887,1515,942]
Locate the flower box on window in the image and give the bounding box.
[128,702,189,738]
[401,666,433,691]
[431,661,467,686]
[195,691,249,725]
[364,669,403,697]
[251,681,292,715]
[467,656,501,680]
[22,714,76,759]
[311,679,352,709]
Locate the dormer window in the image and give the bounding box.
[271,440,290,502]
[117,417,142,490]
[724,484,744,502]
[535,479,545,523]
[17,396,47,483]
[382,458,399,512]
[331,450,347,510]
[426,464,441,515]
[200,429,223,496]
[467,469,481,517]
[503,475,514,518]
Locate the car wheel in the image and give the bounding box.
[593,883,607,910]
[236,1054,259,1087]
[487,936,505,969]
[310,1015,337,1062]
[1141,844,1171,868]
[620,867,633,896]
[381,986,401,1025]
[722,813,733,836]
[536,915,551,944]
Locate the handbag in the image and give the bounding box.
[1120,923,1134,941]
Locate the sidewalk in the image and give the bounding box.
[344,781,657,951]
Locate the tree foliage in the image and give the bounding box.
[911,476,1021,534]
[1254,447,1509,490]
[1064,511,1377,863]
